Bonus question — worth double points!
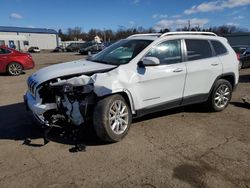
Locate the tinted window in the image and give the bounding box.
[185,39,212,61]
[211,40,227,55]
[146,40,182,64]
[81,42,94,48]
[23,41,29,46]
[0,48,11,54]
[0,40,5,46]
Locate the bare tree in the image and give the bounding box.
[58,24,245,42]
[67,27,82,40]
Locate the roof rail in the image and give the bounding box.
[127,33,161,38]
[160,31,217,38]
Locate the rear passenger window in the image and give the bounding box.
[185,39,212,61]
[0,48,11,54]
[211,40,227,55]
[146,40,182,65]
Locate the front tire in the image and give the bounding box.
[207,79,232,112]
[7,62,23,76]
[93,94,132,142]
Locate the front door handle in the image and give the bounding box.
[173,68,184,72]
[211,62,219,66]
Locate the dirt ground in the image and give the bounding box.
[0,52,249,188]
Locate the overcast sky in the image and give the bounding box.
[1,0,250,31]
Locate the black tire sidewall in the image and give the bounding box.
[211,79,232,112]
[7,62,23,76]
[93,94,132,142]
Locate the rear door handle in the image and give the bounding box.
[173,68,184,72]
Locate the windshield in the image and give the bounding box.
[89,39,153,65]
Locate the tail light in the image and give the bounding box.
[236,53,240,61]
[236,53,242,70]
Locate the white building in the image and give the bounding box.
[0,26,58,51]
[94,35,102,43]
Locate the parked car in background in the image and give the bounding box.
[52,46,65,53]
[66,43,86,52]
[232,45,250,68]
[78,41,96,54]
[0,45,35,75]
[79,43,105,55]
[28,46,40,53]
[24,32,239,142]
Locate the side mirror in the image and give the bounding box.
[139,57,160,67]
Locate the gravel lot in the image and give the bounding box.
[0,52,249,188]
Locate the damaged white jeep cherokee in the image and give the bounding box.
[24,32,239,142]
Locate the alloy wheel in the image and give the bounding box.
[8,63,22,76]
[214,84,230,109]
[109,100,129,135]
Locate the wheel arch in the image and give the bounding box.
[217,73,236,89]
[95,89,136,114]
[6,61,24,72]
[210,72,236,94]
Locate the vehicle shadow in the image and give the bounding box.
[239,74,250,83]
[230,101,250,109]
[0,102,42,141]
[133,103,209,123]
[0,72,26,77]
[0,102,214,150]
[0,102,106,148]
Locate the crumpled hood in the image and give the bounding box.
[29,59,116,85]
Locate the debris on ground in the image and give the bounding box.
[69,144,87,153]
[242,96,250,107]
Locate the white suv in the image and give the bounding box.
[24,32,239,142]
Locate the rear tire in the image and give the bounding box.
[207,79,232,112]
[7,62,23,76]
[93,94,132,142]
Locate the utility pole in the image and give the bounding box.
[103,28,106,42]
[188,20,191,31]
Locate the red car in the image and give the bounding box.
[0,46,35,76]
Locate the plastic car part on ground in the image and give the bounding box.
[242,96,250,107]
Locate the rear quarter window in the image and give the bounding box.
[0,48,11,54]
[185,39,212,61]
[211,40,228,55]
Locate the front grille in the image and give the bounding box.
[27,76,38,97]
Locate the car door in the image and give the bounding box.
[131,39,187,110]
[182,39,223,104]
[0,48,10,71]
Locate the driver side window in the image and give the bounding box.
[146,40,182,65]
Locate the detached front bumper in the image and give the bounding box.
[23,91,56,126]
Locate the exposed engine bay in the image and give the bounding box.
[33,75,97,129]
